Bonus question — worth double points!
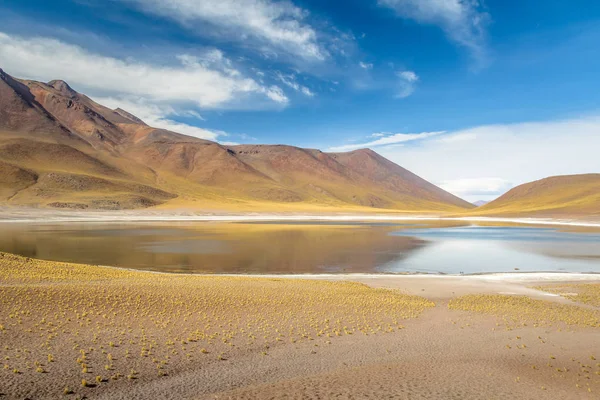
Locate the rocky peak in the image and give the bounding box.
[47,80,77,98]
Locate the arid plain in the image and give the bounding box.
[1,252,599,400]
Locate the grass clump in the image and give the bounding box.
[448,294,600,328]
[0,252,434,398]
[535,283,600,307]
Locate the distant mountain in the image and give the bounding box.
[472,200,489,207]
[471,174,600,217]
[0,69,474,212]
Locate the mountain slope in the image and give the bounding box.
[0,69,79,142]
[329,148,473,209]
[471,174,600,217]
[0,69,474,212]
[21,79,137,150]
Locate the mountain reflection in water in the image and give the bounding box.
[0,222,599,274]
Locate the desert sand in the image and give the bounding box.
[1,252,599,399]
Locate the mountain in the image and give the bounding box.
[472,200,489,207]
[0,68,474,212]
[470,174,600,217]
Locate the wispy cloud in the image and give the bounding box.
[359,61,373,70]
[117,0,327,61]
[378,0,490,65]
[377,116,600,201]
[275,72,315,97]
[0,32,288,109]
[92,97,227,141]
[0,31,291,141]
[396,69,419,98]
[328,130,444,152]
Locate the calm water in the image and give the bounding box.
[0,222,599,274]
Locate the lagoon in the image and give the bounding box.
[0,221,599,274]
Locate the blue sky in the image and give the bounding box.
[1,0,599,201]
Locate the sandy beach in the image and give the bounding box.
[1,252,599,399]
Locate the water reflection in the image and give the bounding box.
[391,225,600,274]
[0,222,424,274]
[0,222,598,274]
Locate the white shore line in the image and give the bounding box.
[1,213,600,228]
[198,272,600,282]
[94,261,600,282]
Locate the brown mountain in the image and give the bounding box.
[469,174,600,217]
[0,68,474,212]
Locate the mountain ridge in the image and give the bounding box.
[0,68,474,211]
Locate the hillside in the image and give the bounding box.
[470,174,600,217]
[0,68,474,212]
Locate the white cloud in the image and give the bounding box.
[117,0,327,60]
[439,178,513,199]
[300,86,314,97]
[378,0,489,64]
[359,62,373,70]
[329,131,444,152]
[263,85,290,103]
[398,70,418,82]
[0,32,288,109]
[275,72,314,97]
[377,116,600,201]
[396,70,419,98]
[435,132,477,143]
[94,97,226,141]
[177,51,241,77]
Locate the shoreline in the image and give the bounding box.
[96,265,600,281]
[8,249,600,284]
[199,272,600,281]
[0,209,599,227]
[16,252,600,282]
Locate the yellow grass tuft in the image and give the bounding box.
[448,294,600,328]
[0,251,434,397]
[535,283,600,308]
